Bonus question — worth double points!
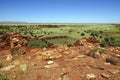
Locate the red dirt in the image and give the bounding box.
[0,33,120,80]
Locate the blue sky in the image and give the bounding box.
[0,0,120,23]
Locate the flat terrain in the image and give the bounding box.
[0,24,120,46]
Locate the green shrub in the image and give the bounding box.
[99,31,103,33]
[100,36,120,47]
[81,33,85,36]
[99,49,106,54]
[99,35,102,38]
[28,40,48,48]
[93,47,99,52]
[0,75,7,80]
[93,47,106,55]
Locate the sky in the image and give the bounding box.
[0,0,120,23]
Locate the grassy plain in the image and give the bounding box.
[0,24,120,46]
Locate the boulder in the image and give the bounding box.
[6,54,13,61]
[101,73,111,79]
[108,70,120,74]
[86,73,96,79]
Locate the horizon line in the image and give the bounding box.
[0,21,120,24]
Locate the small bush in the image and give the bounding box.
[99,49,106,54]
[93,47,99,52]
[93,48,106,55]
[67,44,72,47]
[0,75,7,80]
[0,31,5,35]
[81,33,85,36]
[99,35,102,38]
[100,36,120,47]
[99,31,103,33]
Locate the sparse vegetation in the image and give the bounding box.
[0,75,7,80]
[99,48,106,54]
[81,33,85,36]
[0,24,120,80]
[101,36,120,47]
[0,24,120,47]
[28,40,48,48]
[93,47,106,55]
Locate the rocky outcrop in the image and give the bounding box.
[2,32,28,48]
[0,32,30,59]
[73,37,100,46]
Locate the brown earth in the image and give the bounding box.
[0,33,120,80]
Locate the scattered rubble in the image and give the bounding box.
[62,75,70,80]
[0,33,120,80]
[105,58,117,65]
[11,47,27,58]
[20,64,27,72]
[2,32,28,48]
[44,63,59,68]
[73,37,100,47]
[115,54,120,58]
[86,73,96,80]
[87,51,100,59]
[6,54,13,61]
[108,69,120,74]
[47,61,54,65]
[101,73,111,79]
[1,65,15,71]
